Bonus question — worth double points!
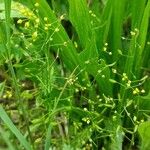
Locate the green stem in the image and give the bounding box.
[4,0,34,149]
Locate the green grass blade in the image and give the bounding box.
[0,126,16,150]
[68,0,92,49]
[134,0,150,76]
[122,0,150,80]
[120,1,149,97]
[4,0,11,53]
[96,0,112,51]
[109,0,126,61]
[0,105,32,150]
[44,124,51,150]
[68,0,112,95]
[131,0,147,28]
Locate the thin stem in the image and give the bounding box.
[4,0,34,149]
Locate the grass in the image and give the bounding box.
[0,0,150,149]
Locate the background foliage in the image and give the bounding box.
[0,0,150,149]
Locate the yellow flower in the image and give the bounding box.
[60,14,65,20]
[44,17,48,21]
[32,31,38,40]
[35,18,40,24]
[133,88,140,95]
[55,27,60,32]
[17,19,23,24]
[6,91,12,98]
[44,26,48,30]
[122,73,128,81]
[130,31,136,36]
[34,3,39,7]
[25,22,30,28]
[141,89,145,93]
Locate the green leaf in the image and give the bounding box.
[79,54,112,96]
[134,0,150,76]
[0,105,32,150]
[0,81,5,97]
[0,1,30,19]
[131,0,147,28]
[62,144,74,150]
[138,121,150,150]
[95,0,112,50]
[79,37,98,61]
[68,0,92,48]
[109,0,126,61]
[79,37,112,96]
[105,118,123,150]
[138,92,150,111]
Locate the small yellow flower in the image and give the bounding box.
[75,88,79,92]
[32,31,38,40]
[22,83,26,87]
[98,69,102,73]
[82,117,90,124]
[91,13,96,17]
[3,94,7,99]
[85,60,90,64]
[126,80,131,87]
[113,115,117,121]
[45,23,51,27]
[35,18,40,24]
[35,138,41,143]
[17,19,23,24]
[112,69,117,74]
[130,31,136,36]
[83,108,88,111]
[122,73,128,81]
[63,41,67,46]
[2,91,12,99]
[141,89,145,93]
[130,28,139,36]
[74,41,78,48]
[105,42,108,46]
[44,17,48,21]
[86,119,90,124]
[25,22,30,28]
[55,27,60,32]
[109,52,112,55]
[133,88,140,95]
[89,10,92,14]
[27,12,33,17]
[34,3,39,7]
[60,15,65,20]
[6,91,12,98]
[50,37,53,41]
[103,47,107,51]
[133,116,137,122]
[44,26,48,30]
[102,75,105,78]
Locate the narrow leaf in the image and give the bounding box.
[0,105,32,150]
